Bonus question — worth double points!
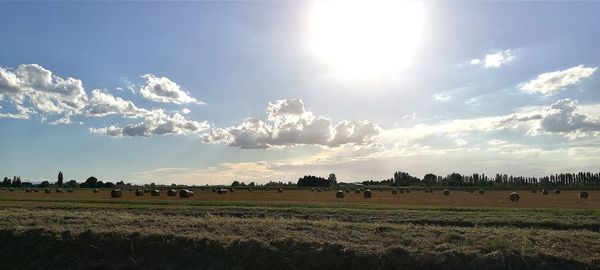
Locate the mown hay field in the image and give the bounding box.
[1,188,600,269]
[1,188,598,209]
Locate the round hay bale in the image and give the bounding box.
[509,192,520,202]
[135,189,144,196]
[278,188,283,193]
[167,189,177,196]
[229,188,235,192]
[111,189,122,198]
[310,188,315,192]
[179,189,194,198]
[25,188,32,193]
[443,189,450,196]
[406,189,411,193]
[579,191,589,199]
[144,189,151,193]
[317,188,322,192]
[345,188,350,193]
[478,189,485,194]
[151,190,160,196]
[355,189,361,194]
[391,189,398,194]
[399,189,405,194]
[34,189,39,193]
[336,190,345,198]
[9,188,14,192]
[248,188,253,192]
[55,188,63,193]
[554,189,560,195]
[363,189,372,198]
[217,188,228,194]
[44,189,51,194]
[93,189,100,193]
[531,189,537,193]
[67,189,74,193]
[211,188,217,192]
[541,189,549,195]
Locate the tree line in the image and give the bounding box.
[361,171,600,188]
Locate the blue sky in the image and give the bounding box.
[1,1,599,184]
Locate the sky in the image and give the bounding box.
[1,1,600,185]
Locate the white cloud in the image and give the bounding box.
[90,109,209,137]
[470,49,513,69]
[520,65,597,95]
[202,98,381,149]
[139,74,201,104]
[181,108,191,114]
[86,89,149,118]
[0,64,88,121]
[434,93,450,102]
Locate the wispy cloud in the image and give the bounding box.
[520,65,597,95]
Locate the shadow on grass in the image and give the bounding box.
[0,229,596,270]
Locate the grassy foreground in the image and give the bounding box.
[0,197,599,269]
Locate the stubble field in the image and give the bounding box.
[0,188,599,270]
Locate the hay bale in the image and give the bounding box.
[34,189,39,193]
[363,189,372,198]
[336,190,345,198]
[151,190,160,196]
[9,188,14,192]
[55,188,63,193]
[468,189,474,193]
[67,189,74,193]
[541,189,549,195]
[406,189,411,193]
[355,189,361,194]
[317,188,322,192]
[25,188,32,193]
[478,189,485,194]
[399,189,405,194]
[345,188,350,193]
[135,189,144,196]
[554,189,561,195]
[311,188,315,192]
[167,189,177,196]
[111,189,122,198]
[391,189,398,194]
[144,189,151,193]
[509,192,520,202]
[229,188,235,192]
[531,189,537,193]
[179,189,194,198]
[248,188,253,192]
[44,189,51,194]
[217,188,228,194]
[579,191,589,199]
[278,188,283,193]
[93,189,100,193]
[443,189,450,196]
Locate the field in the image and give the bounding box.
[1,188,599,269]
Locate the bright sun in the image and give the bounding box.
[308,1,425,80]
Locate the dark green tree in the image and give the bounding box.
[57,171,63,187]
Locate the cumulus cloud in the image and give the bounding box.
[202,98,381,149]
[90,109,209,137]
[471,49,513,68]
[139,74,201,104]
[86,89,149,118]
[520,65,597,95]
[0,64,88,121]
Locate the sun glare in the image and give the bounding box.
[308,1,425,80]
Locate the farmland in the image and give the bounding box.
[1,188,599,269]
